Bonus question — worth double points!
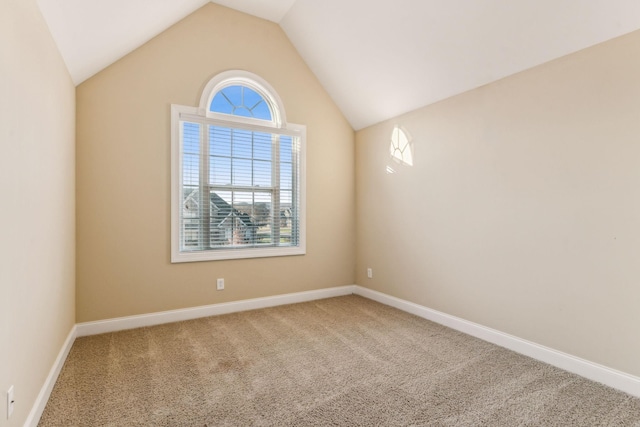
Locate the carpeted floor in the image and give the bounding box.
[39,295,640,426]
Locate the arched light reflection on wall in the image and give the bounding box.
[389,125,413,166]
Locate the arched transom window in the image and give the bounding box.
[210,85,273,120]
[171,71,306,262]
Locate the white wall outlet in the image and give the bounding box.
[216,278,224,290]
[367,268,373,279]
[7,385,14,419]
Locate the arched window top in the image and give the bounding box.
[199,70,286,127]
[210,85,272,120]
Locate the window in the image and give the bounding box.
[171,71,306,262]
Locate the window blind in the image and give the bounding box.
[179,121,300,252]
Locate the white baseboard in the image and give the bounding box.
[24,325,77,427]
[353,285,640,398]
[76,285,357,337]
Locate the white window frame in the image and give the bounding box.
[171,71,306,263]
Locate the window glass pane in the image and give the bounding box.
[232,158,252,186]
[233,107,253,118]
[210,126,231,157]
[233,191,253,209]
[232,192,255,245]
[221,86,242,109]
[209,85,273,121]
[182,122,200,186]
[215,191,232,205]
[210,156,231,186]
[180,121,202,252]
[183,222,200,248]
[280,162,292,190]
[252,102,272,121]
[253,192,271,223]
[182,154,199,186]
[280,190,293,245]
[279,224,292,245]
[182,186,199,217]
[232,129,252,159]
[242,87,272,120]
[280,190,292,207]
[253,160,272,187]
[210,92,234,115]
[280,136,292,163]
[210,191,232,246]
[253,132,272,161]
[254,192,272,244]
[182,185,201,249]
[183,122,200,154]
[242,87,261,109]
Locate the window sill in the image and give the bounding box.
[171,245,306,263]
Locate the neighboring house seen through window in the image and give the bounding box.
[171,71,306,262]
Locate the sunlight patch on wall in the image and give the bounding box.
[389,126,413,166]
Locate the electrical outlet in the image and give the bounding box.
[367,268,373,279]
[216,278,224,290]
[7,385,14,419]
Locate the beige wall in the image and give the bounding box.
[356,30,640,377]
[76,3,355,322]
[0,0,76,425]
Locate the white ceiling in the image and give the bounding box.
[210,0,297,23]
[37,0,640,130]
[36,0,297,86]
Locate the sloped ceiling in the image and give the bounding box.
[37,0,640,130]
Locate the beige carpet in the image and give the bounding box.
[39,295,640,426]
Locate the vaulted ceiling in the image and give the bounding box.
[36,0,640,130]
